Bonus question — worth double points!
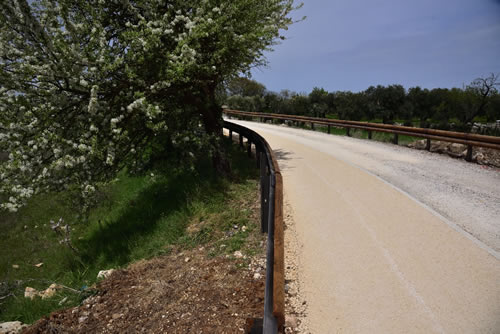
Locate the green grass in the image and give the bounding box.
[0,142,259,324]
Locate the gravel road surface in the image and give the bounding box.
[230,119,500,333]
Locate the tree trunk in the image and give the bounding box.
[200,85,231,177]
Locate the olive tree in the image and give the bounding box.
[460,73,499,125]
[0,0,301,212]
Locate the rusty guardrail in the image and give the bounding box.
[224,109,500,162]
[223,121,284,334]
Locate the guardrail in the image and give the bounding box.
[223,121,284,334]
[224,109,500,161]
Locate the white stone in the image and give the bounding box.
[24,287,39,300]
[233,251,243,258]
[0,321,28,334]
[41,283,62,299]
[285,315,298,329]
[97,269,115,279]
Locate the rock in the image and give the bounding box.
[408,139,426,149]
[97,269,115,279]
[83,295,99,305]
[184,257,190,263]
[186,224,201,234]
[241,226,247,232]
[40,284,63,299]
[253,272,262,280]
[233,251,243,258]
[34,262,43,268]
[449,143,465,155]
[112,313,121,320]
[433,142,448,153]
[25,283,63,300]
[24,287,39,300]
[474,152,486,164]
[0,321,28,334]
[285,315,298,329]
[11,265,19,269]
[78,316,88,324]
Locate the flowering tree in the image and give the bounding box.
[0,0,300,213]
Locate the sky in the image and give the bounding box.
[250,0,500,93]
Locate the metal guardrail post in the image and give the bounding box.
[239,133,243,148]
[393,133,399,145]
[328,124,331,134]
[263,173,277,334]
[465,145,473,162]
[248,141,252,157]
[256,147,261,169]
[426,139,431,151]
[368,130,372,140]
[272,172,285,331]
[260,154,269,234]
[346,127,351,137]
[311,122,315,130]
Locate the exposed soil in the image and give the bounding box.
[23,247,266,334]
[19,175,274,333]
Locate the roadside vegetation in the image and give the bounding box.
[0,0,299,330]
[0,141,260,324]
[224,74,500,135]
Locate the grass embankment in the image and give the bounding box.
[0,142,260,324]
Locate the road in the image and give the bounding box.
[230,119,500,334]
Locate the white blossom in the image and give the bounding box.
[0,0,298,214]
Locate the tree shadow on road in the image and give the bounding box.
[273,149,297,172]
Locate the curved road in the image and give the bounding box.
[231,120,500,333]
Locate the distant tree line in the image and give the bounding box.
[224,74,500,133]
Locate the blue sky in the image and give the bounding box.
[251,0,500,93]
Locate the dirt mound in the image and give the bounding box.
[408,140,500,168]
[24,248,265,334]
